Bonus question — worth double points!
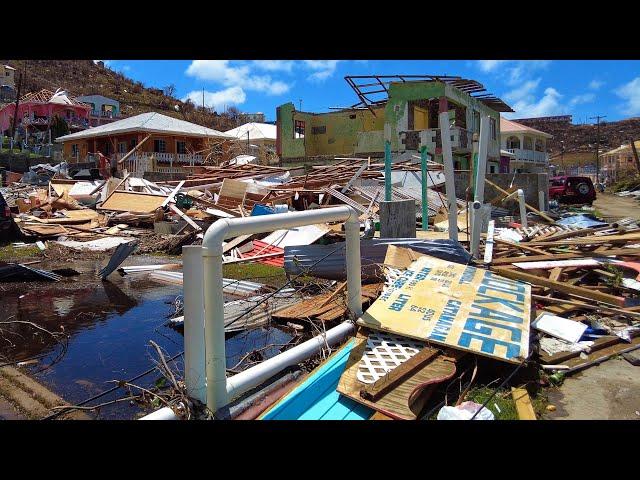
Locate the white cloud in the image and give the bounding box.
[182,86,246,112]
[569,93,595,106]
[252,60,295,73]
[589,79,604,90]
[504,79,541,103]
[506,60,551,85]
[477,60,507,72]
[505,87,565,118]
[304,60,341,82]
[185,60,291,95]
[615,77,640,115]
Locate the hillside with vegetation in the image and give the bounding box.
[516,117,640,167]
[0,60,243,131]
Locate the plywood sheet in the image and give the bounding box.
[337,330,457,420]
[357,255,531,363]
[99,191,167,213]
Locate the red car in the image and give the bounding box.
[549,176,596,205]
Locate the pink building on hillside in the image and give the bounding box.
[0,88,91,138]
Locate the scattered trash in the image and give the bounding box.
[437,401,495,420]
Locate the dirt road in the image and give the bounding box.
[593,193,640,220]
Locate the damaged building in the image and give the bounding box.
[276,75,514,171]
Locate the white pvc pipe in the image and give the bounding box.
[470,201,482,258]
[517,189,528,228]
[183,246,206,403]
[140,406,178,420]
[538,190,546,212]
[226,321,355,401]
[438,112,458,243]
[201,206,361,412]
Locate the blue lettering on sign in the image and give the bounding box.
[458,265,477,285]
[389,293,411,312]
[428,299,461,342]
[463,318,522,342]
[457,332,521,359]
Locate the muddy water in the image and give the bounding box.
[0,255,291,419]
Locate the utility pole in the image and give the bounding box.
[10,71,22,142]
[299,99,302,111]
[560,140,565,174]
[590,115,606,183]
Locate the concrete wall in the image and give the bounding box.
[453,172,549,211]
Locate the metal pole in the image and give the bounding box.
[420,145,428,231]
[439,111,458,242]
[590,115,606,183]
[384,140,392,202]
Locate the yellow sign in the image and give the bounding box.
[358,256,531,363]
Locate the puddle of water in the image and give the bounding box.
[0,256,291,419]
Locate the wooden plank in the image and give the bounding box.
[511,387,536,420]
[531,294,640,318]
[222,234,252,254]
[528,233,640,246]
[117,134,151,165]
[483,220,495,264]
[485,178,556,223]
[161,180,185,208]
[491,248,640,266]
[168,204,202,232]
[99,190,167,213]
[494,239,551,256]
[336,330,457,420]
[495,267,626,307]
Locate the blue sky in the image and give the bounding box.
[99,60,640,123]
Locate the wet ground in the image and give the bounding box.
[544,357,640,420]
[0,254,291,420]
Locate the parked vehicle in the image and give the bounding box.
[0,191,16,241]
[549,176,597,205]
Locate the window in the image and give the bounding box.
[130,139,137,151]
[490,118,497,140]
[489,165,496,173]
[117,142,127,154]
[176,141,187,154]
[104,142,112,155]
[6,72,10,77]
[311,125,326,135]
[294,120,305,139]
[154,139,166,153]
[71,144,79,157]
[506,136,520,149]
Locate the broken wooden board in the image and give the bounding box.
[36,209,99,224]
[337,329,458,420]
[99,191,167,214]
[493,266,627,308]
[511,387,537,420]
[358,255,531,363]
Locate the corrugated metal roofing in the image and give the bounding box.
[56,112,232,142]
[284,239,472,281]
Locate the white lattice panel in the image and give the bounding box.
[356,332,426,384]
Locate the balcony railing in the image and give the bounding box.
[90,110,120,118]
[506,148,548,164]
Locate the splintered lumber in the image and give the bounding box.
[542,225,617,242]
[528,232,640,247]
[493,267,627,307]
[531,294,640,319]
[490,247,640,265]
[360,347,440,401]
[494,239,551,256]
[485,178,556,224]
[117,134,151,165]
[168,204,202,232]
[161,180,185,208]
[222,234,252,254]
[511,387,537,420]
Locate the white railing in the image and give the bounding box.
[506,148,548,164]
[115,152,205,177]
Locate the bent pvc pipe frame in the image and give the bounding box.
[199,206,362,413]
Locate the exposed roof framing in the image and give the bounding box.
[344,75,514,115]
